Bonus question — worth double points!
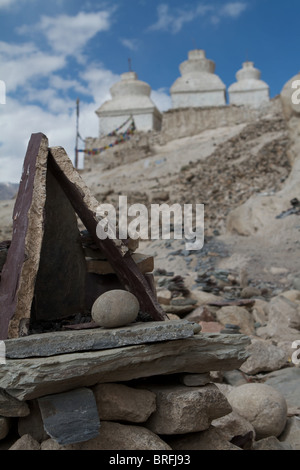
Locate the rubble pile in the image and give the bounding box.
[170,118,290,235]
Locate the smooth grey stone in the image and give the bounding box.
[4,320,199,359]
[38,387,100,445]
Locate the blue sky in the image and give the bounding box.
[0,0,299,182]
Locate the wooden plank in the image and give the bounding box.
[0,133,49,339]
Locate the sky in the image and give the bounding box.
[0,0,299,183]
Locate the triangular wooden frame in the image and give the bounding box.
[0,133,166,340]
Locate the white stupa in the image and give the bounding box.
[228,61,270,108]
[170,49,226,108]
[95,71,162,136]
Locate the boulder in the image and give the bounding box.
[143,383,232,435]
[63,421,171,450]
[92,383,156,422]
[227,383,287,439]
[9,434,40,450]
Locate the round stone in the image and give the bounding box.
[227,383,287,439]
[91,290,140,328]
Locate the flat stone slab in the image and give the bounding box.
[0,333,250,400]
[38,387,100,445]
[4,320,200,359]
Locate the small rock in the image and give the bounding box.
[0,389,30,417]
[252,436,292,450]
[241,287,261,299]
[92,383,156,423]
[91,290,139,328]
[269,267,289,275]
[199,321,223,333]
[216,306,255,335]
[168,426,241,450]
[223,369,249,387]
[190,290,222,306]
[227,383,287,439]
[157,290,172,305]
[9,434,40,450]
[185,306,215,323]
[293,277,300,291]
[41,438,64,450]
[281,290,300,304]
[18,400,49,442]
[0,417,10,440]
[162,304,195,316]
[251,299,269,324]
[180,373,212,387]
[279,416,300,450]
[170,297,197,307]
[240,338,288,375]
[212,411,256,446]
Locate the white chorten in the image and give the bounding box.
[96,71,162,136]
[228,61,270,108]
[170,49,226,108]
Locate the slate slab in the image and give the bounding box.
[4,320,200,358]
[38,387,100,445]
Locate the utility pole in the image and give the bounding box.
[75,98,79,169]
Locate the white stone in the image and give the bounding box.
[228,61,270,108]
[227,383,287,439]
[96,71,162,136]
[170,49,226,108]
[91,289,139,328]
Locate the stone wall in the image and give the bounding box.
[161,98,283,142]
[0,321,252,450]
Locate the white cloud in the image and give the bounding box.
[18,10,114,59]
[38,11,113,56]
[148,2,247,33]
[0,41,66,92]
[0,0,18,8]
[221,2,248,18]
[121,38,139,52]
